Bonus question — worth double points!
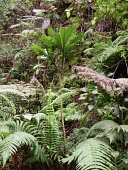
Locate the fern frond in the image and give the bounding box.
[0,120,39,137]
[55,102,83,121]
[33,143,48,163]
[84,32,128,73]
[0,120,44,165]
[43,89,61,156]
[88,120,118,133]
[87,120,119,143]
[115,125,128,133]
[98,45,123,62]
[113,35,128,46]
[53,89,77,106]
[0,132,38,166]
[62,138,116,170]
[84,40,123,63]
[41,88,77,111]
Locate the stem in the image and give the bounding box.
[122,132,125,152]
[59,64,66,141]
[118,100,125,152]
[60,100,66,141]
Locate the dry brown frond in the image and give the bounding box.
[72,66,128,95]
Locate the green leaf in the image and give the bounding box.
[48,28,62,47]
[31,44,47,55]
[88,105,94,111]
[111,151,119,159]
[37,55,47,60]
[70,32,83,44]
[59,27,75,49]
[40,34,54,48]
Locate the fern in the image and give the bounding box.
[87,120,119,143]
[53,89,77,106]
[98,45,123,63]
[84,30,128,73]
[55,102,83,121]
[43,89,61,158]
[41,88,77,111]
[87,120,128,143]
[113,34,128,46]
[62,138,116,170]
[0,132,38,165]
[0,120,45,166]
[119,125,128,133]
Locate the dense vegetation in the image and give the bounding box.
[0,0,128,170]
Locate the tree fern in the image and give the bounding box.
[62,138,116,170]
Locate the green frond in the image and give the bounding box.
[41,89,77,111]
[43,89,61,156]
[85,40,123,63]
[0,131,38,166]
[33,143,48,163]
[55,102,83,121]
[113,35,128,46]
[53,89,77,106]
[0,120,45,165]
[87,120,119,143]
[116,125,128,133]
[84,31,128,72]
[98,45,123,62]
[62,138,116,170]
[88,120,118,133]
[0,120,38,135]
